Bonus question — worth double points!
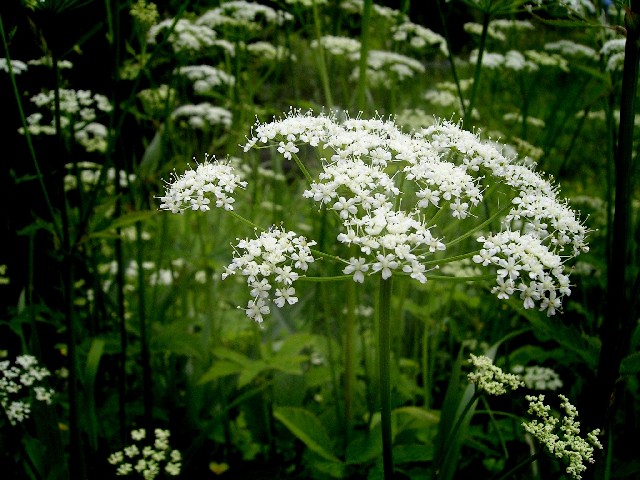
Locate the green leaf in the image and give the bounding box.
[89,210,158,240]
[83,337,105,451]
[620,352,640,375]
[346,427,382,465]
[393,444,434,464]
[274,407,342,463]
[238,360,270,388]
[151,323,206,361]
[212,347,252,366]
[198,360,244,384]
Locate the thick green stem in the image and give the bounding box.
[594,1,640,428]
[378,276,393,480]
[344,273,357,442]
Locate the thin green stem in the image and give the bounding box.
[378,276,394,480]
[312,0,333,108]
[445,203,512,249]
[290,151,315,184]
[0,16,60,240]
[436,0,466,118]
[465,11,491,125]
[357,0,373,112]
[344,274,357,445]
[494,452,542,480]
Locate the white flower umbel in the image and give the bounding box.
[243,110,588,314]
[0,355,55,425]
[512,365,563,391]
[467,354,524,395]
[108,428,181,478]
[158,154,247,213]
[523,394,603,479]
[221,227,316,323]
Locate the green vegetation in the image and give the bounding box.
[1,1,638,479]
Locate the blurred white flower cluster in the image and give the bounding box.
[19,89,112,153]
[1,355,55,426]
[108,428,181,478]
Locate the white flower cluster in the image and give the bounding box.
[63,161,136,193]
[340,0,407,22]
[467,354,524,395]
[600,38,625,72]
[170,103,232,130]
[545,40,598,60]
[27,56,73,69]
[19,89,112,153]
[243,110,588,313]
[356,50,426,87]
[1,355,54,425]
[159,154,247,213]
[198,1,293,32]
[311,35,361,58]
[247,41,294,62]
[147,18,217,54]
[221,227,316,323]
[464,19,534,42]
[391,21,448,56]
[176,65,235,94]
[469,49,568,72]
[0,58,28,75]
[108,428,181,478]
[523,394,602,479]
[512,365,563,390]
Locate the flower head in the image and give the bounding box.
[159,154,247,213]
[242,110,588,314]
[222,227,316,323]
[109,428,181,478]
[467,354,524,395]
[1,355,55,425]
[523,394,602,479]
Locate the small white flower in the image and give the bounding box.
[343,257,369,283]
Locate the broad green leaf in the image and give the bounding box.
[346,427,382,464]
[275,332,321,357]
[212,347,252,366]
[274,407,341,463]
[89,210,158,240]
[620,352,640,375]
[393,444,434,464]
[198,360,244,384]
[238,360,269,388]
[151,323,206,361]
